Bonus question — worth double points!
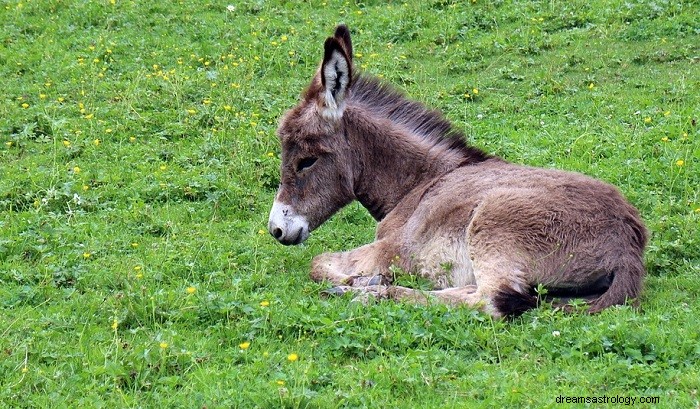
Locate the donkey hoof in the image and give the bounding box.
[349,275,389,287]
[321,286,353,298]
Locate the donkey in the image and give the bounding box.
[268,25,648,318]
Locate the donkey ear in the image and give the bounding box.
[320,36,352,120]
[333,24,353,60]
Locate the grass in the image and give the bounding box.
[1,0,699,407]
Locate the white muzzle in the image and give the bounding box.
[268,200,310,245]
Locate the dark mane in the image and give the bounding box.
[349,74,491,165]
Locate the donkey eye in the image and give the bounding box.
[296,157,318,172]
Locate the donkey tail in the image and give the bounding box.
[586,261,645,313]
[587,216,647,313]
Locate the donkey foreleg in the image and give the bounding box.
[310,252,354,285]
[310,241,396,286]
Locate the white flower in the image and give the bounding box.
[552,330,561,337]
[226,5,235,12]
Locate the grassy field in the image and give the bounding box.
[1,0,699,407]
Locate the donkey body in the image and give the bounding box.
[268,25,647,318]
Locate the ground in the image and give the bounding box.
[1,0,699,407]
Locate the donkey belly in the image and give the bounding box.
[414,236,475,289]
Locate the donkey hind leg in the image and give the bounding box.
[328,284,483,309]
[310,241,395,287]
[388,259,535,318]
[324,280,528,318]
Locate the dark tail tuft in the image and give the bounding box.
[492,286,538,318]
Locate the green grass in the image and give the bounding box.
[1,0,699,407]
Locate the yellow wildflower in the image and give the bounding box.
[111,319,118,330]
[644,117,652,124]
[239,341,251,350]
[676,159,684,167]
[287,353,298,362]
[260,300,270,307]
[159,342,168,349]
[186,286,196,294]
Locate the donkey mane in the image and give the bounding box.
[348,74,492,165]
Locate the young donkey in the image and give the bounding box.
[268,25,648,318]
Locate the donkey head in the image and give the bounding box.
[268,25,357,245]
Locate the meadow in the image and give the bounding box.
[1,0,699,407]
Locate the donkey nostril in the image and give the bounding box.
[271,227,283,239]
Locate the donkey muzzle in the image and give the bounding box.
[268,200,310,245]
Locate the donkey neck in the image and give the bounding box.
[344,107,469,221]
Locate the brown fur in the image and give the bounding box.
[268,25,647,318]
